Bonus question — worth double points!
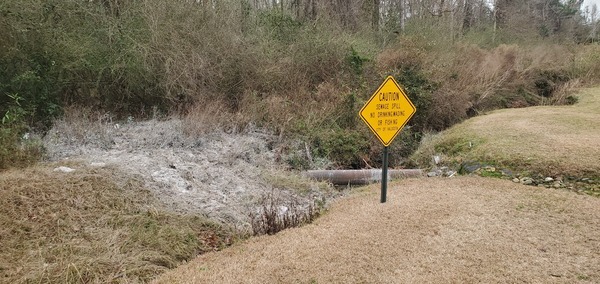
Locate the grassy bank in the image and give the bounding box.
[0,165,234,283]
[412,87,600,182]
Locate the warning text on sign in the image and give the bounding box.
[359,76,416,146]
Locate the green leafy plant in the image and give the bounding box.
[347,47,369,75]
[1,93,25,125]
[0,93,43,169]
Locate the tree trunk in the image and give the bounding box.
[463,0,474,32]
[373,0,380,30]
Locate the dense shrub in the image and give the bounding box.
[2,0,600,169]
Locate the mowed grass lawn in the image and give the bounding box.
[155,178,600,283]
[155,88,600,283]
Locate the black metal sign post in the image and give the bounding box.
[381,146,389,203]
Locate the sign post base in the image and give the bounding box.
[381,146,388,203]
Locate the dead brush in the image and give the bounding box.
[541,78,582,105]
[45,106,116,148]
[426,43,583,118]
[182,100,233,137]
[572,44,600,84]
[249,190,322,236]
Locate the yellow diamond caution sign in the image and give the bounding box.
[359,76,416,147]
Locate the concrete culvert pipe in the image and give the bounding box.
[304,169,423,185]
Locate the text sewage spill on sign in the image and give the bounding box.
[375,104,389,110]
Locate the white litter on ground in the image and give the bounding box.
[44,118,336,231]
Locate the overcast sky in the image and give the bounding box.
[583,0,600,9]
[582,0,599,21]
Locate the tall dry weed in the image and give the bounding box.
[572,44,600,84]
[429,44,581,114]
[376,37,427,72]
[249,190,320,236]
[441,44,519,103]
[45,106,116,148]
[182,100,233,137]
[541,79,582,105]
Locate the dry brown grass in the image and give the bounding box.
[154,177,600,283]
[413,87,600,178]
[0,165,233,283]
